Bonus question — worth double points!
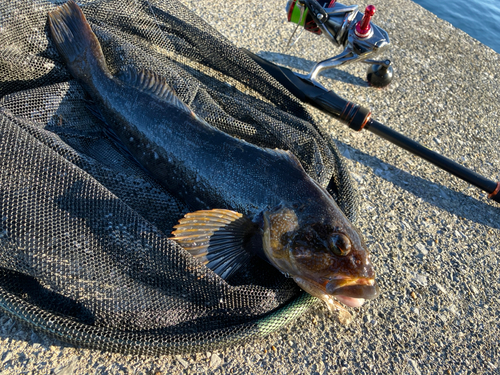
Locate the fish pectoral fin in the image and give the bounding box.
[171,209,258,280]
[117,67,195,117]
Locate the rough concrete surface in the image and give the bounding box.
[1,0,499,374]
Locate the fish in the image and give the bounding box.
[48,1,379,316]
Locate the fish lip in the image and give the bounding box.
[326,278,380,300]
[293,275,379,309]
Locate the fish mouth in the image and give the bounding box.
[326,278,380,308]
[293,276,379,309]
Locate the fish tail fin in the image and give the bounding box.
[48,0,109,79]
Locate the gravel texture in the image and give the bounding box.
[1,0,499,374]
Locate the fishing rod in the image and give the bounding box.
[248,0,500,204]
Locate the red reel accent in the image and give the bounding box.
[287,0,297,22]
[305,19,322,35]
[355,5,376,38]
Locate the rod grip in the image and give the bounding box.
[312,91,371,130]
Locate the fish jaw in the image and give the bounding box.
[326,276,380,306]
[293,275,379,309]
[334,295,366,308]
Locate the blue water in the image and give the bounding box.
[412,0,500,53]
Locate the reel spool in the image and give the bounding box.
[286,0,337,34]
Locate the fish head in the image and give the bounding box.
[262,205,379,311]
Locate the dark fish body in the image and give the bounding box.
[48,1,378,313]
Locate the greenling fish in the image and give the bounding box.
[48,1,379,315]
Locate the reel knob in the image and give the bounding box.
[355,5,376,38]
[367,60,393,88]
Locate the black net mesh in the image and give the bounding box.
[0,0,358,354]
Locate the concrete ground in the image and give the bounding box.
[1,0,499,373]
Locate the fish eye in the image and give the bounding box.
[329,234,351,256]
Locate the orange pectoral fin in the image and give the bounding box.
[172,209,258,279]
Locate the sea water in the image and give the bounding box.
[412,0,500,53]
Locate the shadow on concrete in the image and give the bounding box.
[257,51,369,87]
[335,141,500,229]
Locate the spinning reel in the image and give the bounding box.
[286,0,393,87]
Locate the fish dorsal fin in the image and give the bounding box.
[118,67,194,116]
[269,148,305,172]
[171,209,257,280]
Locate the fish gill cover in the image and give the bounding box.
[0,0,359,354]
